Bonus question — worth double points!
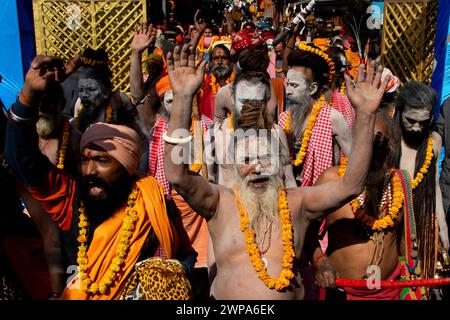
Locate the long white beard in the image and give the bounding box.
[36,114,61,139]
[233,171,281,232]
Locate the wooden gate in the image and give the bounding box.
[33,0,147,92]
[381,0,438,84]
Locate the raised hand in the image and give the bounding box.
[167,44,207,97]
[22,55,74,104]
[131,22,155,54]
[345,61,390,114]
[194,10,206,36]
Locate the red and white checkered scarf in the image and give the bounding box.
[149,115,213,197]
[331,90,355,128]
[278,102,333,187]
[301,102,333,187]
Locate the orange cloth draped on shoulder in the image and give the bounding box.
[271,77,285,117]
[62,176,179,300]
[171,189,208,268]
[345,49,360,80]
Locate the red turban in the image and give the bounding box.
[231,28,265,56]
[80,123,141,175]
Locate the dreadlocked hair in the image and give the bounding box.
[237,45,270,76]
[393,106,438,298]
[364,111,401,219]
[413,137,437,296]
[287,45,329,90]
[327,46,346,89]
[394,81,437,117]
[235,100,273,130]
[79,48,113,90]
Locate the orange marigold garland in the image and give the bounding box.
[283,112,291,136]
[411,135,433,190]
[339,82,345,95]
[338,158,404,231]
[77,187,139,295]
[291,95,326,166]
[232,187,295,291]
[297,43,335,83]
[197,36,219,53]
[57,118,71,169]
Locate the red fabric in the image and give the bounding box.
[331,91,355,128]
[231,29,265,55]
[278,103,334,187]
[27,168,76,231]
[198,75,214,120]
[343,263,402,300]
[301,102,334,187]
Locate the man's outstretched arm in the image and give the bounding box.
[164,45,220,221]
[5,55,78,231]
[5,55,78,186]
[299,62,390,219]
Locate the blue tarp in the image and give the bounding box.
[432,0,450,111]
[0,1,24,109]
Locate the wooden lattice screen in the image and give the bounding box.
[381,0,438,84]
[33,0,147,92]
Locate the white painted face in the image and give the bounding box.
[163,90,174,114]
[79,78,109,109]
[285,69,311,104]
[401,105,431,133]
[235,134,280,179]
[234,80,266,115]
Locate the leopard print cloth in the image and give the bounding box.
[121,257,192,300]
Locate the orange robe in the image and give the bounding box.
[28,168,183,300]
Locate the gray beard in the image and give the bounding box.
[233,169,282,232]
[287,93,311,141]
[36,115,62,139]
[211,65,231,82]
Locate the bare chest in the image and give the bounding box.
[400,141,418,178]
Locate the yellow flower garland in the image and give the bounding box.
[339,82,345,95]
[338,158,404,232]
[290,95,326,167]
[232,187,295,291]
[411,134,433,190]
[297,43,335,83]
[229,112,234,131]
[283,112,291,136]
[77,187,139,295]
[189,116,204,173]
[57,118,71,170]
[197,36,219,53]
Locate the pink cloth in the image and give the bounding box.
[80,123,141,175]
